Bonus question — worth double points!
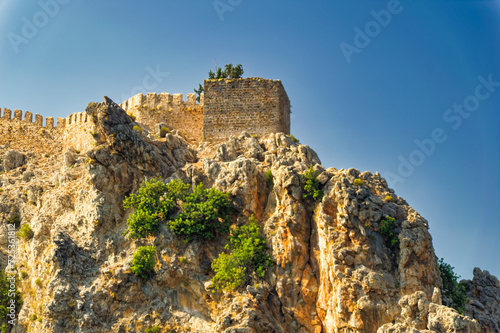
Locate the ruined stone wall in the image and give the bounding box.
[0,107,94,153]
[120,92,204,143]
[1,77,291,148]
[203,78,290,142]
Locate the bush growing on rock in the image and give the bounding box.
[123,178,189,239]
[302,165,324,201]
[131,246,157,279]
[17,224,34,240]
[439,258,468,313]
[212,215,273,291]
[168,184,232,241]
[265,170,274,189]
[145,326,161,333]
[289,134,300,143]
[380,216,398,247]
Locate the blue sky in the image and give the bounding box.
[0,0,499,280]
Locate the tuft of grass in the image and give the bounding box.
[384,195,393,202]
[353,179,363,186]
[29,314,37,321]
[35,278,42,287]
[289,134,299,143]
[133,125,143,133]
[145,326,161,333]
[21,271,28,279]
[265,170,274,189]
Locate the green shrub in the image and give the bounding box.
[439,258,468,313]
[29,314,37,321]
[265,170,274,189]
[123,178,189,239]
[289,134,299,143]
[168,184,232,241]
[384,195,393,202]
[20,271,28,279]
[131,246,157,279]
[145,325,161,333]
[380,216,398,247]
[211,253,246,291]
[133,125,143,132]
[17,224,34,240]
[302,165,324,201]
[125,210,159,240]
[212,216,273,291]
[35,278,41,287]
[160,126,170,134]
[353,178,363,186]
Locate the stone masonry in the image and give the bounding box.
[120,77,290,143]
[1,77,291,145]
[202,78,290,141]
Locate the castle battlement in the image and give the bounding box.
[0,107,90,130]
[1,77,291,146]
[120,77,290,143]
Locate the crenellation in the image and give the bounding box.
[0,77,290,145]
[14,109,22,121]
[57,117,66,129]
[118,78,290,143]
[173,94,183,105]
[35,114,43,126]
[25,111,33,123]
[3,108,11,120]
[186,93,196,106]
[46,117,54,128]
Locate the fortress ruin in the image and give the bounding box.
[0,77,290,148]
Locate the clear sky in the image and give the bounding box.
[0,0,499,280]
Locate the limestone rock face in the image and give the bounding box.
[462,268,500,333]
[2,149,27,172]
[0,97,496,332]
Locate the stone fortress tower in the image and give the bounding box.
[120,77,291,143]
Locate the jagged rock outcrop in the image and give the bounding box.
[462,268,500,332]
[0,97,497,332]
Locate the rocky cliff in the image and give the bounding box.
[0,98,497,332]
